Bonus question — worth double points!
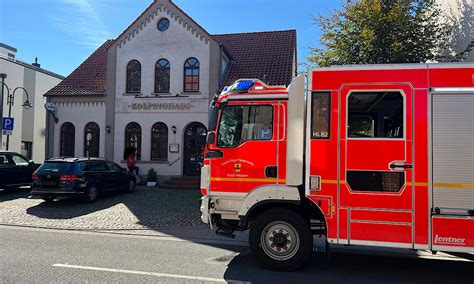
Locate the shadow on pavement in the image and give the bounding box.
[26,192,127,220]
[25,187,204,227]
[0,187,31,202]
[223,250,474,283]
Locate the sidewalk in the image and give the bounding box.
[0,186,206,230]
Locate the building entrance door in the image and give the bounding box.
[183,123,207,176]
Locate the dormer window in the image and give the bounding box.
[158,18,170,32]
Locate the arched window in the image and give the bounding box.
[151,122,168,161]
[125,122,142,160]
[184,57,199,92]
[126,60,141,93]
[155,59,170,93]
[84,122,100,157]
[60,122,75,157]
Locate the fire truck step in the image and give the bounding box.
[215,229,236,239]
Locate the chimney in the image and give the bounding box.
[32,57,41,68]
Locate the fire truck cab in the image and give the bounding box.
[201,63,474,270]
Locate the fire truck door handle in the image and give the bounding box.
[389,163,413,169]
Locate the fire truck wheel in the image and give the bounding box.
[249,209,312,271]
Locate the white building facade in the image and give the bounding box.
[45,0,296,179]
[0,43,64,162]
[437,0,474,61]
[108,1,222,176]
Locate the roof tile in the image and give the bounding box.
[213,30,296,87]
[45,30,296,96]
[44,40,114,96]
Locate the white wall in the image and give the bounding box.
[32,72,55,162]
[113,7,212,175]
[437,0,474,61]
[114,110,207,175]
[0,58,24,152]
[115,11,211,97]
[0,57,62,161]
[52,100,106,158]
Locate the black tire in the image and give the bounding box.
[84,186,98,203]
[249,209,312,271]
[42,196,54,202]
[126,180,136,193]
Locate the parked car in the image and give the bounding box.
[0,151,40,191]
[31,157,136,202]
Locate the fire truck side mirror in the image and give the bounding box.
[206,132,215,145]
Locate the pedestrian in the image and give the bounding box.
[125,147,139,175]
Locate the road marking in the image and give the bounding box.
[53,264,247,283]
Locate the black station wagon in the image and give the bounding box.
[31,157,136,202]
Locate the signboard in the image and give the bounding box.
[2,117,14,131]
[169,144,180,153]
[128,102,193,111]
[44,102,57,111]
[2,130,12,135]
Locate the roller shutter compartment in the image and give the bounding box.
[432,93,474,215]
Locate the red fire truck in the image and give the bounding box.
[200,63,474,270]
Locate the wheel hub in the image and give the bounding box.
[272,232,290,248]
[261,221,300,261]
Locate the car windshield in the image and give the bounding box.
[36,162,74,174]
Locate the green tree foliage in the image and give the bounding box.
[310,0,452,66]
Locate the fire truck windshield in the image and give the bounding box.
[217,105,273,148]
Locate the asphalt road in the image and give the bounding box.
[1,225,473,283]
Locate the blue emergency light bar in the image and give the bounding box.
[234,80,254,91]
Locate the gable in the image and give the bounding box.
[115,0,216,49]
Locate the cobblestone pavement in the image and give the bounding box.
[0,186,207,230]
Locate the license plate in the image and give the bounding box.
[42,181,57,186]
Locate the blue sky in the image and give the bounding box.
[0,0,341,77]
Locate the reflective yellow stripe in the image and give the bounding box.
[210,177,286,183]
[321,180,346,185]
[407,182,474,188]
[407,182,429,187]
[434,182,474,189]
[211,178,473,189]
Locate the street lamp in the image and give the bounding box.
[0,74,7,148]
[0,82,34,150]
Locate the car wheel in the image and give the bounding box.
[126,180,136,193]
[249,209,312,271]
[84,186,98,203]
[42,196,54,202]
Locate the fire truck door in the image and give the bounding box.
[339,85,414,247]
[210,102,279,194]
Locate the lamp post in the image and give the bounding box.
[0,82,33,150]
[0,74,7,148]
